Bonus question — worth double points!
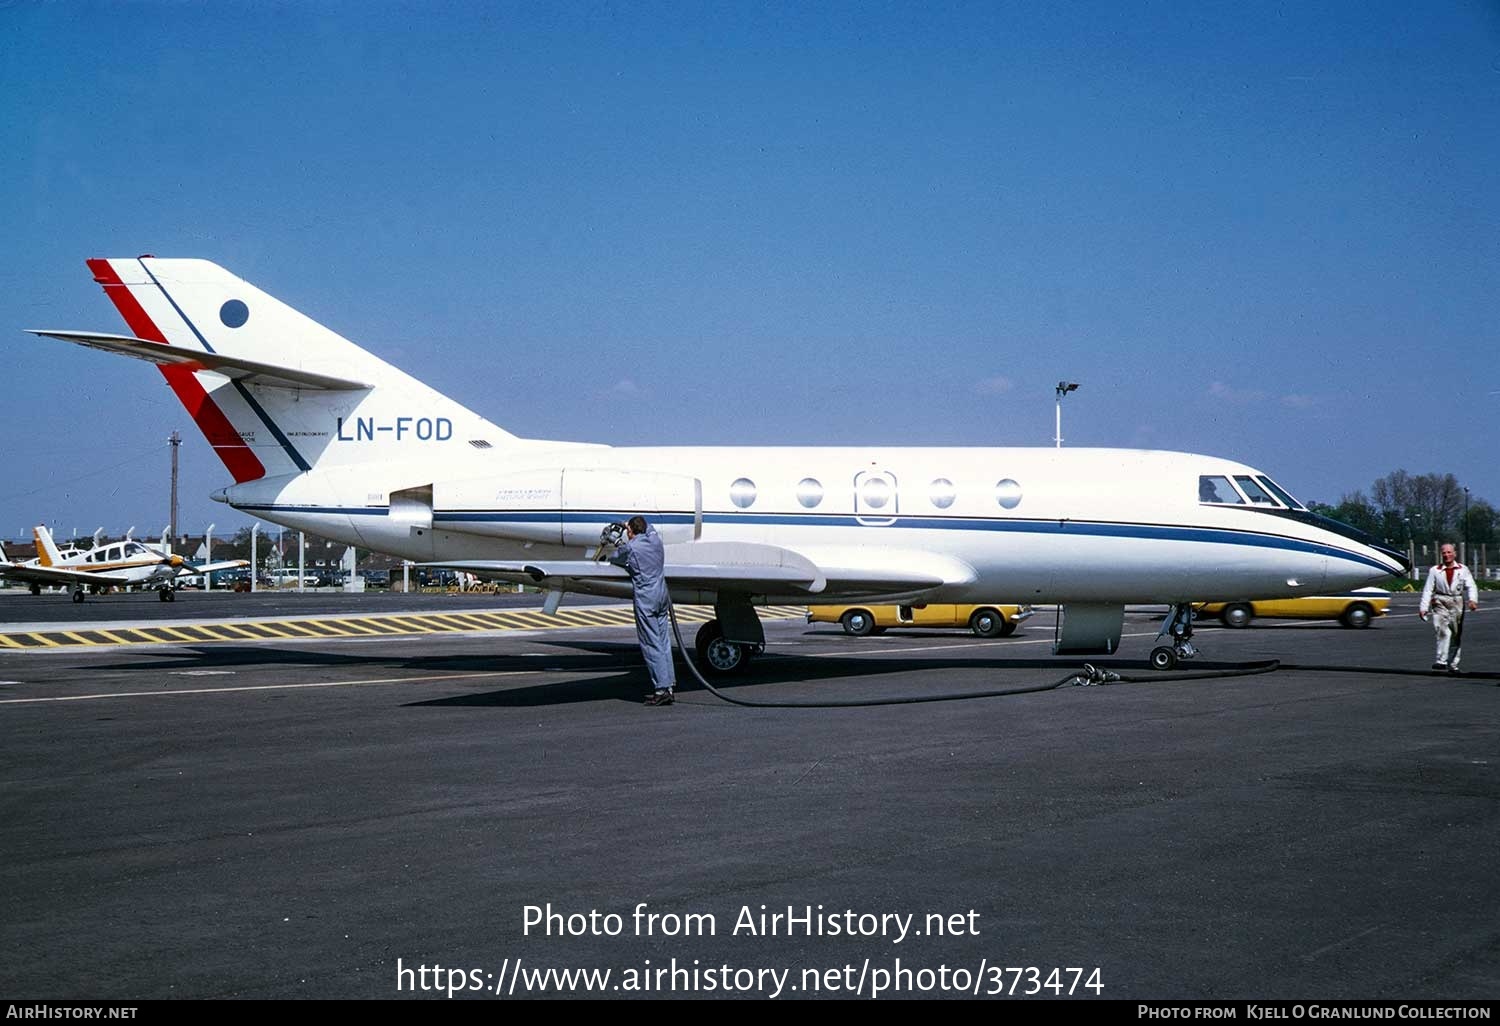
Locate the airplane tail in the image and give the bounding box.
[33,525,63,567]
[75,257,525,483]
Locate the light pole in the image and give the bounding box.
[1463,487,1470,560]
[250,522,260,593]
[1054,381,1080,448]
[204,523,215,591]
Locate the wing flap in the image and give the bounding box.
[26,330,372,391]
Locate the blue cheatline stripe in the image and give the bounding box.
[140,259,312,474]
[232,504,1400,575]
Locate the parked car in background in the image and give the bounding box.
[359,569,391,588]
[807,603,1034,638]
[266,568,319,588]
[210,568,252,590]
[1194,588,1390,629]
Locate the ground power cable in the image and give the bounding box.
[666,603,1283,708]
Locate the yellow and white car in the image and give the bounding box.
[1194,589,1390,629]
[807,603,1034,638]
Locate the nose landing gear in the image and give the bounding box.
[1150,603,1198,671]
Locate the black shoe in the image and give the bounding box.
[1432,662,1449,671]
[644,691,674,707]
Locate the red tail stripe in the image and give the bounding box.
[86,259,266,483]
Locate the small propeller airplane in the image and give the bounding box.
[24,257,1408,667]
[0,524,248,603]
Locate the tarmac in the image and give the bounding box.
[0,590,1495,1000]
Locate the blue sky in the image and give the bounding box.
[2,1,1496,544]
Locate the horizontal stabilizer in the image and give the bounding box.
[26,330,372,391]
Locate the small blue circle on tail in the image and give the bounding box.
[219,300,250,328]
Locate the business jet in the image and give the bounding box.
[0,523,246,603]
[26,257,1407,668]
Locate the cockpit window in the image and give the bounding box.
[1198,475,1245,504]
[1255,475,1305,511]
[1233,475,1279,505]
[126,542,149,556]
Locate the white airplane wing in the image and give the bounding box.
[26,331,371,392]
[178,558,252,576]
[425,542,959,596]
[0,563,132,588]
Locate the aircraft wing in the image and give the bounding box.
[425,541,960,596]
[178,559,251,576]
[26,331,372,391]
[0,563,132,587]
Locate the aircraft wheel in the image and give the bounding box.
[969,608,1007,638]
[1220,604,1253,629]
[1150,646,1178,671]
[1340,603,1373,629]
[29,583,40,596]
[71,590,85,604]
[695,620,754,676]
[840,610,877,637]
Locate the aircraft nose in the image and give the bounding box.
[1374,543,1412,577]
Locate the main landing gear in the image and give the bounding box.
[1149,603,1198,671]
[158,588,176,602]
[691,594,765,676]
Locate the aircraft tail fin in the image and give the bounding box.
[71,257,524,483]
[33,526,63,567]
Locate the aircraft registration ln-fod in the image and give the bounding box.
[0,524,247,603]
[27,257,1409,669]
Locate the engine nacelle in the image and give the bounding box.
[435,467,702,546]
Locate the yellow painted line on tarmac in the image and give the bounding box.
[382,616,439,633]
[330,618,382,635]
[0,669,543,705]
[151,626,201,643]
[0,604,814,649]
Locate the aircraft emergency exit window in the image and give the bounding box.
[929,479,956,509]
[729,478,757,509]
[1234,476,1279,505]
[861,477,892,509]
[796,478,823,509]
[1198,475,1245,504]
[1256,476,1305,510]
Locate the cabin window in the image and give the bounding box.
[1255,475,1305,510]
[729,478,757,509]
[796,478,823,509]
[929,478,956,509]
[995,479,1022,510]
[1234,475,1279,505]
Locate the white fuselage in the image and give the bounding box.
[220,445,1405,606]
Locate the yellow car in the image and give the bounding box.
[806,603,1034,638]
[1194,589,1390,629]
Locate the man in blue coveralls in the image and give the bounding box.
[608,515,677,706]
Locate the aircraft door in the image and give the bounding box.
[853,470,899,526]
